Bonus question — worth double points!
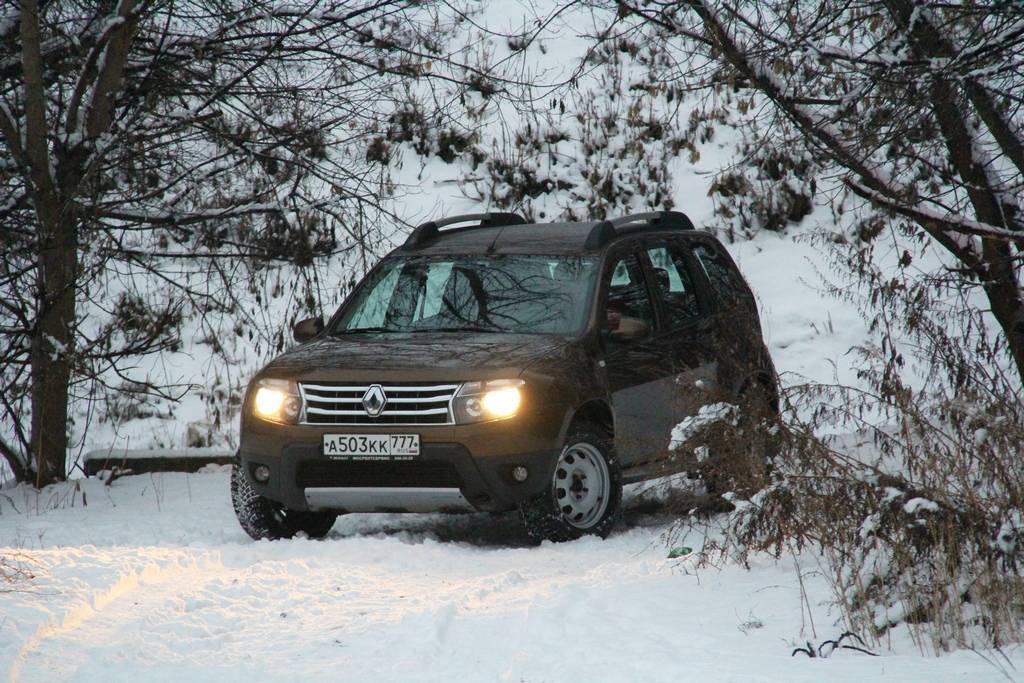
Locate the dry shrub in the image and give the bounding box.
[462,35,684,222]
[669,229,1024,653]
[710,382,1024,652]
[599,258,1023,654]
[702,393,778,498]
[681,292,1024,652]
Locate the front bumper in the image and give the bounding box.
[238,411,564,513]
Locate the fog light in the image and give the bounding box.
[512,465,528,482]
[253,465,271,483]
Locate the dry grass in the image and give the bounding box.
[1,552,37,592]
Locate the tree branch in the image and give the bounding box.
[0,435,29,483]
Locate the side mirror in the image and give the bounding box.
[293,316,324,343]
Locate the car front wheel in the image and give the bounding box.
[230,464,337,540]
[519,423,622,543]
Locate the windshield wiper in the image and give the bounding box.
[330,326,397,335]
[423,325,500,333]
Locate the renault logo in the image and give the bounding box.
[362,385,387,417]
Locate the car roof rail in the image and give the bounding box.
[402,212,527,249]
[611,211,695,232]
[583,211,696,249]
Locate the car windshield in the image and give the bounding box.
[332,254,598,336]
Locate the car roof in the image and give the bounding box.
[396,211,701,256]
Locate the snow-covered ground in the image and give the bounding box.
[2,469,1019,682]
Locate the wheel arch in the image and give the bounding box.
[564,398,614,439]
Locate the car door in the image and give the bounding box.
[686,236,762,396]
[598,247,676,468]
[640,240,720,471]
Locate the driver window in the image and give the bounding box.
[604,254,654,338]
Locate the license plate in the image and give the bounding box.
[322,434,420,460]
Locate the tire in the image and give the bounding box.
[230,464,337,540]
[519,422,622,543]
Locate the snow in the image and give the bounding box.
[42,334,68,361]
[668,402,737,450]
[2,469,1019,681]
[903,497,940,515]
[81,447,233,462]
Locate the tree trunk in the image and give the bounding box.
[981,244,1024,383]
[920,65,1024,382]
[0,437,30,483]
[20,0,77,486]
[882,0,1024,383]
[28,213,77,486]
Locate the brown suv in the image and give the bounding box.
[231,211,777,542]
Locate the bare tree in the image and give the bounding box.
[0,0,506,485]
[605,0,1023,382]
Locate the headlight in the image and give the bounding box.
[251,378,302,424]
[454,379,524,424]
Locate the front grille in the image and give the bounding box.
[297,459,462,488]
[299,382,458,426]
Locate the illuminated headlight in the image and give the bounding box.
[454,379,524,424]
[251,378,302,424]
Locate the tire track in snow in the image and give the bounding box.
[7,540,644,682]
[8,550,220,683]
[8,545,483,681]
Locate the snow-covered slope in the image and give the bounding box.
[54,0,879,468]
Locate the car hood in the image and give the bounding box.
[257,332,575,383]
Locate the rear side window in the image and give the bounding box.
[691,242,752,308]
[645,245,700,328]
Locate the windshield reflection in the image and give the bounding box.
[333,255,598,336]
